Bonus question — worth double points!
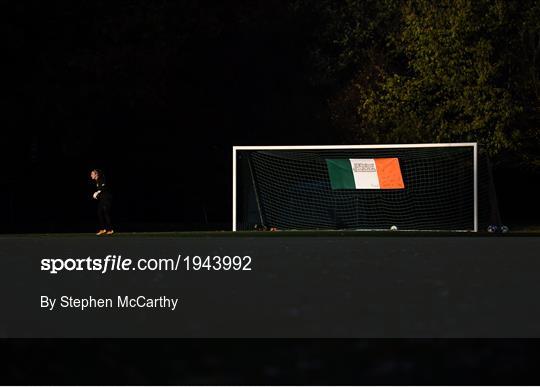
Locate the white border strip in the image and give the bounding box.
[232,143,478,232]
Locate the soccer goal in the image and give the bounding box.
[233,143,480,232]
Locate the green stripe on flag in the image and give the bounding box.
[326,159,355,189]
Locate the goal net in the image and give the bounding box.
[233,143,498,232]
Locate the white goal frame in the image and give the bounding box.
[232,143,478,232]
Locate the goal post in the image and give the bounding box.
[233,143,480,232]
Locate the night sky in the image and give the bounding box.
[5,1,330,233]
[4,0,539,233]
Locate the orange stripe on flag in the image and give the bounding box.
[374,158,405,189]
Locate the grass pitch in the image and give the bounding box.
[1,228,539,238]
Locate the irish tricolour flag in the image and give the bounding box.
[326,158,405,190]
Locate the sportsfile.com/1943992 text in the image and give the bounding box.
[40,254,252,274]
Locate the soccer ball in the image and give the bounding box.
[501,225,509,233]
[390,225,398,231]
[487,224,498,233]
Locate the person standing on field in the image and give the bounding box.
[90,169,114,236]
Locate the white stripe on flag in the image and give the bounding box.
[349,159,380,189]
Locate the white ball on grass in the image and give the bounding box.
[390,225,398,231]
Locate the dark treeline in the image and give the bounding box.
[298,0,540,165]
[4,0,539,232]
